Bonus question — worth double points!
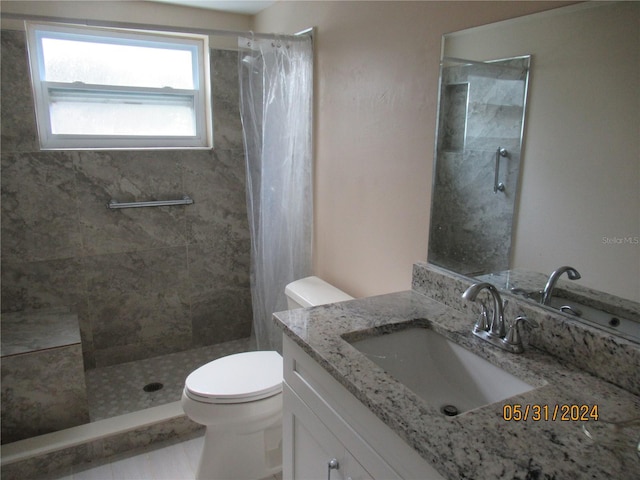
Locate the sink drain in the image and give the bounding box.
[441,404,459,417]
[143,382,164,393]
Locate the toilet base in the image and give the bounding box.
[196,419,282,480]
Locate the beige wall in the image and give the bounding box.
[443,2,639,301]
[254,1,571,297]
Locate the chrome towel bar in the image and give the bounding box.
[107,195,194,209]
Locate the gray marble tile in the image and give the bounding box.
[92,334,193,370]
[0,257,86,313]
[1,345,89,444]
[74,151,187,256]
[1,152,82,263]
[100,416,202,459]
[183,148,249,246]
[438,83,467,151]
[0,30,39,152]
[431,59,528,276]
[1,308,81,356]
[0,257,94,366]
[188,243,252,346]
[211,49,243,150]
[429,147,520,275]
[190,286,253,346]
[84,248,192,366]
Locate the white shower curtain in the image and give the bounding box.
[238,34,313,351]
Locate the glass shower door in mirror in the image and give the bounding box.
[428,56,530,276]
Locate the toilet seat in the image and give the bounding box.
[184,351,282,404]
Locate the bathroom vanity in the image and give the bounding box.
[283,335,444,480]
[274,263,640,480]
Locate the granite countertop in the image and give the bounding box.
[274,290,640,480]
[476,269,640,325]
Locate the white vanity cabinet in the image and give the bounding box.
[285,385,374,480]
[282,336,445,480]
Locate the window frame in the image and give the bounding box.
[25,22,213,150]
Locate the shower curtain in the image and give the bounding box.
[238,34,313,351]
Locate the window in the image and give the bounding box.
[26,22,212,150]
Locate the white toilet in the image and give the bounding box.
[181,276,353,480]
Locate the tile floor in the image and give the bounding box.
[47,434,282,480]
[85,337,254,420]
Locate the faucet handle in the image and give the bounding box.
[505,316,539,346]
[474,302,490,333]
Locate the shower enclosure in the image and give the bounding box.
[0,21,312,444]
[428,56,531,276]
[0,28,251,443]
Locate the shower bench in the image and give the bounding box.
[1,307,89,444]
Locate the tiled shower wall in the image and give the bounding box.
[0,29,252,369]
[429,59,527,276]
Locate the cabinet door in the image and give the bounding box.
[284,384,346,480]
[284,385,372,480]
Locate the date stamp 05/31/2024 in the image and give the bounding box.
[502,404,599,422]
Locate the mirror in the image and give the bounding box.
[428,2,639,335]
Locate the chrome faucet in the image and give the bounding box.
[463,282,538,353]
[541,266,581,306]
[462,282,506,337]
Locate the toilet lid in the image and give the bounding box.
[185,351,283,404]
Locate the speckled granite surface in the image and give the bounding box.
[476,269,640,327]
[274,264,640,480]
[414,263,640,396]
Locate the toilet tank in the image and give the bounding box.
[285,276,354,309]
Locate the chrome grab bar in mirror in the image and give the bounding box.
[107,195,194,209]
[494,147,507,193]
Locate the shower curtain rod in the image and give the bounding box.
[1,12,311,41]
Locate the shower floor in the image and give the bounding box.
[85,337,254,421]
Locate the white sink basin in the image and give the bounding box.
[350,327,534,415]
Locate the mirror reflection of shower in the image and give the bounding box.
[428,56,531,276]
